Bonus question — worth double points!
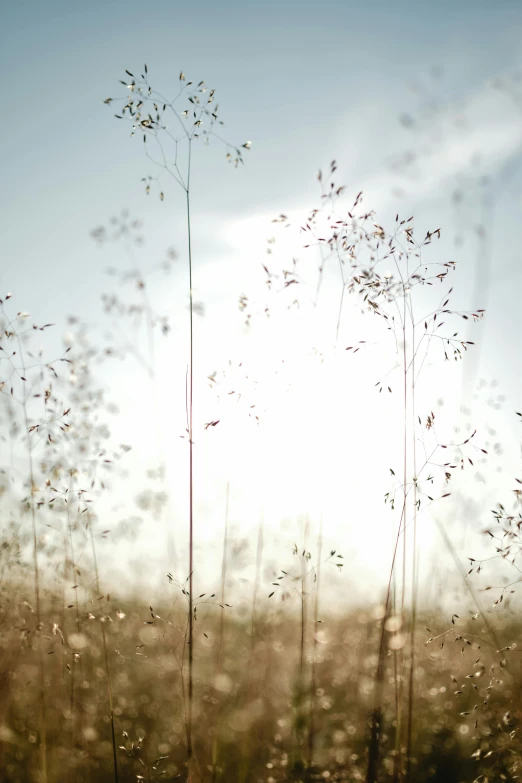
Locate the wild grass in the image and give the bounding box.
[1,64,521,783]
[1,577,522,782]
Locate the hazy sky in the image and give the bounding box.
[2,0,522,599]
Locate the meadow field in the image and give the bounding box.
[2,44,522,783]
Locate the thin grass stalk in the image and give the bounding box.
[393,290,409,783]
[405,315,418,781]
[185,137,195,780]
[67,484,87,782]
[108,71,248,775]
[237,509,265,783]
[392,619,399,763]
[216,482,230,674]
[300,523,308,683]
[366,503,407,783]
[307,516,323,779]
[69,646,76,783]
[88,512,118,783]
[17,337,48,783]
[293,520,310,770]
[66,487,80,760]
[66,528,76,783]
[211,482,230,783]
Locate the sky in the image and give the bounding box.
[2,0,522,605]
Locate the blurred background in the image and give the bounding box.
[2,0,522,598]
[4,3,522,782]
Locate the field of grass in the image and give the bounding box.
[1,573,521,783]
[2,62,522,783]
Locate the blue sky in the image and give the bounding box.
[2,0,521,302]
[1,0,521,303]
[2,0,522,594]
